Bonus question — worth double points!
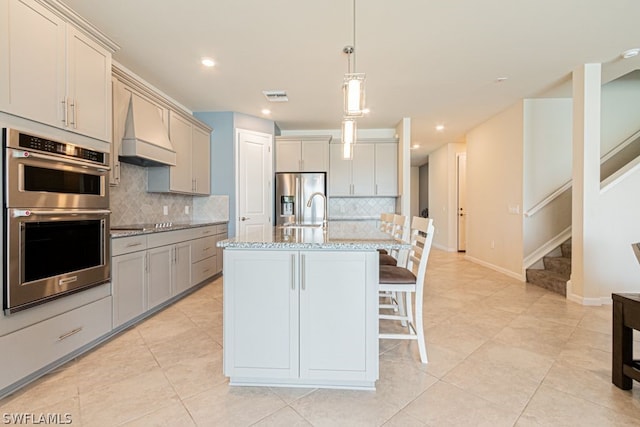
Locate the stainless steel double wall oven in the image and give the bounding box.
[3,128,111,314]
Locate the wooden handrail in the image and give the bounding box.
[524,129,640,217]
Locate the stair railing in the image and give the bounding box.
[524,128,640,218]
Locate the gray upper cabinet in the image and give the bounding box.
[329,142,398,197]
[147,112,211,195]
[275,136,331,172]
[0,0,114,142]
[112,64,212,195]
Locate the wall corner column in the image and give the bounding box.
[571,63,601,301]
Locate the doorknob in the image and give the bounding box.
[241,216,250,221]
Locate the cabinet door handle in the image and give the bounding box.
[291,254,295,290]
[375,184,378,195]
[145,252,149,272]
[58,327,82,341]
[61,98,68,126]
[70,99,77,128]
[301,254,306,290]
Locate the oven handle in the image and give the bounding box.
[12,149,110,172]
[12,209,111,218]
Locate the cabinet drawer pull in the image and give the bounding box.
[203,247,211,251]
[126,242,143,248]
[58,327,83,341]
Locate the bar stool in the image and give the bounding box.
[379,217,434,363]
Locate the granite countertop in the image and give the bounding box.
[218,221,409,250]
[111,221,227,238]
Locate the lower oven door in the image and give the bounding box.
[4,208,111,314]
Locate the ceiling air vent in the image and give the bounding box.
[262,90,288,102]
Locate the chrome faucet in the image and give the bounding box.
[306,192,328,228]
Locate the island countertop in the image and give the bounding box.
[218,221,409,250]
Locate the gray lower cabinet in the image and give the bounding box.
[111,230,192,328]
[0,296,112,392]
[111,224,226,329]
[190,224,227,285]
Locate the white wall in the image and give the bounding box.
[410,167,419,218]
[428,142,465,252]
[601,70,640,154]
[523,99,573,208]
[395,118,411,216]
[466,102,524,278]
[522,99,573,257]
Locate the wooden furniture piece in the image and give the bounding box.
[379,217,435,363]
[612,293,640,390]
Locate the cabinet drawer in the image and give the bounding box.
[192,256,216,285]
[0,296,112,390]
[191,225,216,240]
[192,236,216,263]
[215,223,228,234]
[112,235,147,256]
[147,228,192,249]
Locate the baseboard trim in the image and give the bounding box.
[464,254,525,281]
[433,242,457,252]
[566,280,612,306]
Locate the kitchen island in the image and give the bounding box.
[218,221,409,390]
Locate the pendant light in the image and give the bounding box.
[341,0,365,159]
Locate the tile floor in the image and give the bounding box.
[2,249,640,426]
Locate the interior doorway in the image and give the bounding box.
[457,153,467,252]
[236,129,273,239]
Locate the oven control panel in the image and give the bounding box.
[17,132,106,165]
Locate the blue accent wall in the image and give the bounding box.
[193,111,275,237]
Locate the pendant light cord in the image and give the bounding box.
[353,0,357,72]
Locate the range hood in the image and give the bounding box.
[119,93,177,167]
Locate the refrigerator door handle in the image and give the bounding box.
[295,176,300,224]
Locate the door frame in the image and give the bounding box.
[456,153,467,252]
[234,128,273,236]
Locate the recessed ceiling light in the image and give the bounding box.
[261,109,271,115]
[410,144,420,150]
[622,48,640,59]
[495,77,508,83]
[201,57,215,67]
[435,125,445,132]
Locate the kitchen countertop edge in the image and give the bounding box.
[111,221,227,238]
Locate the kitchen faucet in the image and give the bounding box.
[306,192,328,228]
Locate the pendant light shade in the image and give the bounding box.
[341,118,356,159]
[343,73,366,117]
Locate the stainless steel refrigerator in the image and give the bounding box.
[275,172,327,225]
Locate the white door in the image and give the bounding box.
[457,153,467,252]
[237,129,273,237]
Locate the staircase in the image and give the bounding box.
[526,240,571,296]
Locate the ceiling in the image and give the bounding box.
[61,0,640,166]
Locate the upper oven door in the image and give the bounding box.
[6,148,109,209]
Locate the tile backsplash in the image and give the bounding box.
[329,197,396,220]
[110,163,228,226]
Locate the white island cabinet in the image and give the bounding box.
[219,222,409,390]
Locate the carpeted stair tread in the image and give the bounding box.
[526,269,567,296]
[542,256,571,278]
